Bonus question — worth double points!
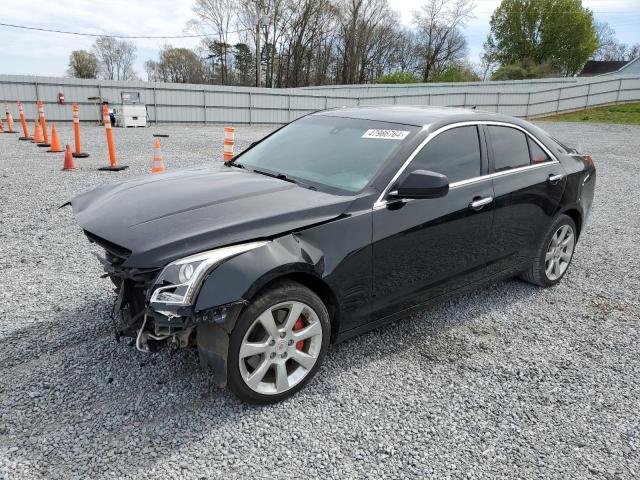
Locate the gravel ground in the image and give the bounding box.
[0,121,638,479]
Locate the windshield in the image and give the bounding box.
[236,115,418,193]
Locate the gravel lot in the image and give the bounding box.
[0,120,638,479]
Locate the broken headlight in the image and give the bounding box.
[149,241,268,307]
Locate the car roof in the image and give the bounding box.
[314,105,566,160]
[314,105,525,129]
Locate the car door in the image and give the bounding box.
[370,125,495,321]
[484,124,566,274]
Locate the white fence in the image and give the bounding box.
[1,74,639,125]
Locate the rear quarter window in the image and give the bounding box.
[528,137,551,164]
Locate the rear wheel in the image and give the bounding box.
[521,214,577,287]
[227,281,330,404]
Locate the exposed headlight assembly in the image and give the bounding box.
[150,241,269,307]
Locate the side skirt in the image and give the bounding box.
[334,263,529,344]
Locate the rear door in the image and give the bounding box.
[484,124,566,273]
[370,125,495,320]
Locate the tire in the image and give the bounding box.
[227,280,330,404]
[521,213,577,287]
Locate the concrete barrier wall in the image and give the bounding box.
[1,74,638,124]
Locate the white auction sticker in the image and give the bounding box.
[362,129,410,140]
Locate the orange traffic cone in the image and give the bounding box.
[6,113,16,133]
[0,118,4,133]
[223,127,235,162]
[62,144,76,171]
[47,123,64,152]
[150,139,165,173]
[32,120,44,143]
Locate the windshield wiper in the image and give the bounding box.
[227,161,245,169]
[250,168,318,191]
[251,168,297,184]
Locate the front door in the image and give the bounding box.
[370,125,495,320]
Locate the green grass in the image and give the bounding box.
[540,102,640,125]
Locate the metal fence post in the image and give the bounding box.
[152,87,157,125]
[526,91,531,117]
[616,78,623,103]
[496,91,501,113]
[463,91,467,108]
[98,83,103,124]
[556,87,562,114]
[585,83,592,108]
[203,89,207,124]
[248,92,252,125]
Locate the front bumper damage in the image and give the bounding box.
[93,235,245,387]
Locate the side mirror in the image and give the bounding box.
[393,170,449,199]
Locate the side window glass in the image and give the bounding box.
[408,126,481,183]
[488,126,530,171]
[528,137,551,164]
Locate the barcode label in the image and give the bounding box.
[362,129,410,140]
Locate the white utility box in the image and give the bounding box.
[115,104,147,128]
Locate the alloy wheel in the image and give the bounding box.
[238,301,323,395]
[545,224,575,281]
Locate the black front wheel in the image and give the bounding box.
[521,214,577,287]
[227,280,330,404]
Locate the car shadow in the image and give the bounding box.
[1,278,542,478]
[325,277,542,372]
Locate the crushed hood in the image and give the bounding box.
[68,167,354,268]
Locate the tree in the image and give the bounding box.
[181,0,479,87]
[189,0,236,84]
[484,0,598,76]
[206,41,233,83]
[593,22,640,61]
[431,64,480,82]
[491,60,557,80]
[145,60,160,82]
[233,43,255,85]
[413,0,474,82]
[92,36,137,80]
[149,45,205,84]
[376,71,419,84]
[389,29,420,75]
[67,50,99,79]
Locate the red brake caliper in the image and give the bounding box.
[293,317,305,351]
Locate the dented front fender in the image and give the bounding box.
[195,234,324,313]
[194,234,325,386]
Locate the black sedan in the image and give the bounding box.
[67,106,596,404]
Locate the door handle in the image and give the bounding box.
[548,173,564,185]
[469,196,493,210]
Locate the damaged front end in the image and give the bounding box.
[87,231,267,385]
[91,234,193,353]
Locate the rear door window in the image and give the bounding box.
[407,126,481,183]
[488,126,531,172]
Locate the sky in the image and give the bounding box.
[1,0,639,79]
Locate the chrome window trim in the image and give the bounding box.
[373,120,560,210]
